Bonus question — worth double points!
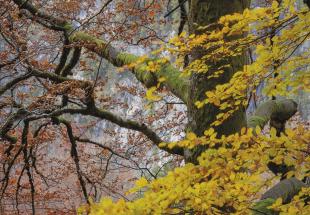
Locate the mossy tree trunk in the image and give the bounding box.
[185,0,251,163]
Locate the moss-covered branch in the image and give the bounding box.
[13,0,189,103]
[252,178,308,215]
[69,32,189,102]
[13,0,71,31]
[26,106,183,156]
[247,99,297,135]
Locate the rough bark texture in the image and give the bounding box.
[185,0,250,162]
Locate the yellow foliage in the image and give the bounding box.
[81,124,309,214]
[81,1,310,214]
[146,86,162,102]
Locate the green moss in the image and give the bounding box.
[116,53,189,102]
[116,53,139,65]
[70,32,188,102]
[247,99,297,130]
[70,32,107,50]
[247,116,268,129]
[62,22,73,31]
[153,63,189,102]
[7,136,18,143]
[252,198,278,215]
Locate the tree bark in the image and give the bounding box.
[185,0,251,162]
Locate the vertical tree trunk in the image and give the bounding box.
[185,0,251,162]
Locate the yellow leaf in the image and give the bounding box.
[135,177,148,188]
[255,126,262,135]
[158,77,166,82]
[270,128,277,137]
[187,132,197,140]
[146,86,161,101]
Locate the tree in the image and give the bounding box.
[0,0,309,214]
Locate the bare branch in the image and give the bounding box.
[21,121,35,215]
[0,73,32,96]
[59,119,89,203]
[26,107,183,155]
[61,47,81,76]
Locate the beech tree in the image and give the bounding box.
[0,0,309,214]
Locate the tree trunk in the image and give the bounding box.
[185,0,251,163]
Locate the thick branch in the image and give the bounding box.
[69,32,189,103]
[27,107,183,156]
[0,73,32,96]
[252,178,308,214]
[247,99,298,178]
[13,0,71,31]
[12,0,189,103]
[261,177,308,203]
[247,99,297,135]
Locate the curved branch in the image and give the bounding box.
[13,0,70,31]
[0,73,32,96]
[26,107,183,156]
[247,99,297,135]
[13,0,189,103]
[69,32,189,103]
[247,99,298,178]
[252,178,308,214]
